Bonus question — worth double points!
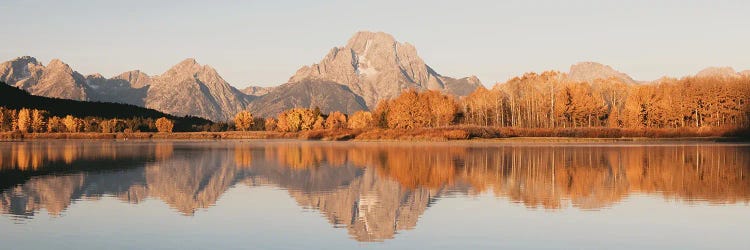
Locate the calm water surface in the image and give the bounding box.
[1,140,749,249]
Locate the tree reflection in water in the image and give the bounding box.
[0,141,748,241]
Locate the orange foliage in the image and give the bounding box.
[155,117,174,133]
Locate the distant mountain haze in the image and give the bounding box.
[566,62,637,84]
[695,66,750,79]
[241,86,274,97]
[1,31,746,121]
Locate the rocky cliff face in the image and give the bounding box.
[567,62,636,84]
[248,80,368,117]
[0,56,44,89]
[113,70,151,89]
[0,57,89,100]
[85,72,149,106]
[289,31,482,108]
[146,59,250,121]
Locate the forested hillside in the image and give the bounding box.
[0,82,211,132]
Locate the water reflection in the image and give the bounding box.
[0,141,749,241]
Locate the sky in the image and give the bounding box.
[2,0,749,88]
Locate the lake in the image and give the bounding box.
[1,140,749,249]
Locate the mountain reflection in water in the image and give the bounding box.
[1,140,749,242]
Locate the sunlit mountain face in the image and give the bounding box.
[1,141,749,242]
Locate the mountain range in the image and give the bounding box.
[2,31,747,121]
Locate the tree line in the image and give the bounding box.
[0,107,175,133]
[3,73,748,135]
[251,73,749,134]
[462,72,750,129]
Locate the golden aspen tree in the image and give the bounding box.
[31,109,46,132]
[264,118,277,131]
[373,100,391,128]
[386,89,430,129]
[46,116,61,132]
[100,119,111,133]
[155,117,174,133]
[277,108,317,132]
[62,115,79,132]
[312,116,325,130]
[347,111,374,129]
[0,108,5,132]
[276,112,291,131]
[423,90,458,127]
[9,110,18,131]
[325,111,347,129]
[234,111,254,131]
[300,111,318,131]
[17,108,31,132]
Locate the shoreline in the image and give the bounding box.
[0,131,746,143]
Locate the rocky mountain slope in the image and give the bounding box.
[289,31,482,108]
[248,79,367,117]
[85,72,149,106]
[145,59,250,121]
[0,57,89,100]
[1,57,250,121]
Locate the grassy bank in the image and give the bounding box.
[1,126,747,141]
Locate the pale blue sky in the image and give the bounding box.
[2,0,748,88]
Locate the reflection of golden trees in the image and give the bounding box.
[62,143,77,164]
[369,147,462,189]
[0,141,248,217]
[234,145,253,168]
[155,142,174,160]
[6,144,45,171]
[3,141,749,243]
[264,143,354,170]
[4,141,748,211]
[262,143,750,209]
[0,141,177,171]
